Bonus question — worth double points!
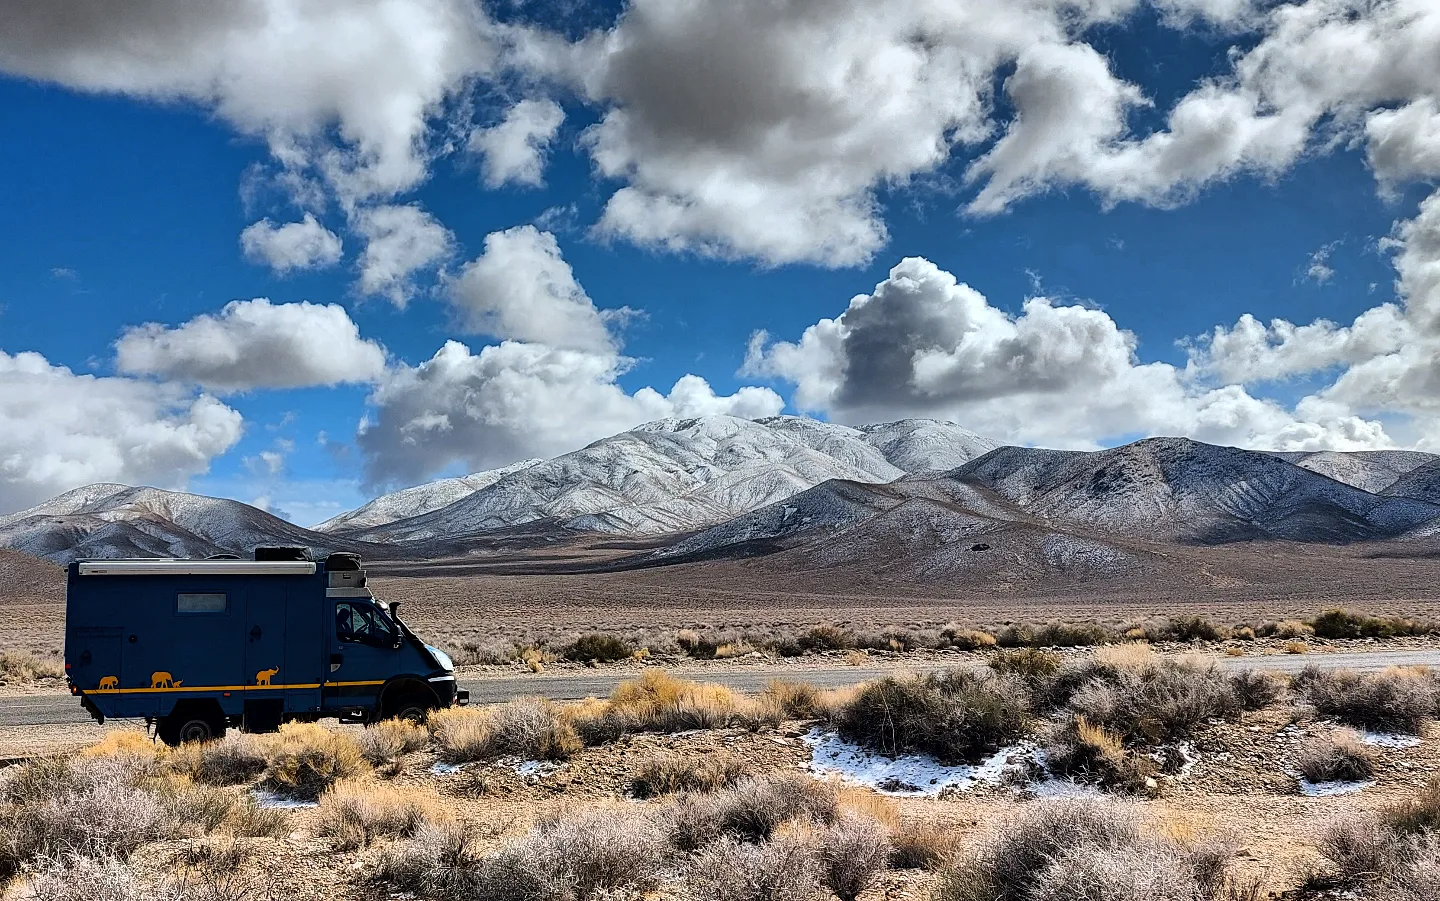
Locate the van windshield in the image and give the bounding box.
[335,601,396,647]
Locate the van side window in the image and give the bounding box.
[335,602,395,647]
[176,592,226,614]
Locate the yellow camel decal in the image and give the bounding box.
[97,675,118,690]
[255,667,279,686]
[150,671,179,689]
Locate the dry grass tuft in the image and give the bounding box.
[314,779,449,850]
[1318,778,1440,897]
[256,723,368,801]
[0,650,64,683]
[431,699,581,763]
[604,669,778,733]
[1062,656,1243,744]
[1043,716,1157,795]
[667,773,839,851]
[761,680,822,719]
[818,816,892,901]
[889,818,963,870]
[169,732,267,786]
[1295,730,1375,784]
[630,751,750,799]
[358,718,430,766]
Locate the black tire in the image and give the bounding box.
[384,693,434,725]
[157,709,226,746]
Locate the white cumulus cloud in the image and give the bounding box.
[240,213,343,273]
[469,98,565,188]
[353,203,455,307]
[0,350,244,513]
[115,298,387,392]
[745,255,1388,451]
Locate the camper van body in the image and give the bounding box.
[63,553,464,744]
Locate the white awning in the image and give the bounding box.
[76,560,317,576]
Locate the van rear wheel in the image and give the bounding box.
[157,703,227,746]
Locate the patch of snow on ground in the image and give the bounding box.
[802,728,1029,796]
[1299,778,1374,797]
[430,761,466,775]
[1361,731,1423,748]
[251,790,316,809]
[513,759,561,777]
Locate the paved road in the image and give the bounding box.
[4,648,1436,728]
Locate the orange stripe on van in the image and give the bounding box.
[87,680,386,695]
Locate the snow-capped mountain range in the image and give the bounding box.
[4,415,1440,567]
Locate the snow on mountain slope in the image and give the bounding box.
[0,484,351,564]
[1271,450,1438,494]
[954,438,1440,543]
[315,459,542,534]
[1382,459,1440,505]
[345,415,998,542]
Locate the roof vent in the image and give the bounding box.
[254,546,311,562]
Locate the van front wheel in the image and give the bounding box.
[384,693,434,725]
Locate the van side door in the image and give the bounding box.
[322,600,399,713]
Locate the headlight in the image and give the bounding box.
[425,644,454,672]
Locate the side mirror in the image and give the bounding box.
[389,602,403,648]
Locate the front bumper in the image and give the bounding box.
[427,674,466,707]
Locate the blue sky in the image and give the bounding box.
[1,0,1438,524]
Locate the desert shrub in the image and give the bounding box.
[222,796,288,838]
[314,780,447,850]
[486,698,582,760]
[988,648,1062,684]
[819,816,892,901]
[1295,730,1375,784]
[998,622,1111,648]
[941,625,998,650]
[667,774,838,851]
[1066,657,1240,744]
[1383,777,1440,836]
[1285,641,1310,654]
[1157,617,1226,642]
[562,697,632,746]
[1257,620,1312,639]
[798,625,855,652]
[563,633,633,663]
[1293,665,1437,734]
[372,809,666,901]
[169,732,267,786]
[761,680,822,719]
[686,833,821,901]
[17,854,162,901]
[607,669,777,732]
[152,778,236,835]
[630,751,749,798]
[1043,717,1157,794]
[429,707,492,762]
[358,717,430,765]
[1227,669,1282,710]
[0,650,64,683]
[933,799,1243,901]
[1231,626,1256,641]
[833,670,1029,764]
[1318,787,1440,898]
[890,819,962,870]
[1312,609,1430,640]
[0,756,167,880]
[257,723,367,801]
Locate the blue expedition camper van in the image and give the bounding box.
[64,548,467,744]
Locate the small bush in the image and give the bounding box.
[687,833,821,901]
[1044,717,1156,794]
[834,670,1029,764]
[0,650,64,683]
[486,698,583,760]
[358,718,430,766]
[372,809,666,901]
[1227,669,1282,711]
[1231,626,1256,641]
[1258,620,1312,639]
[1157,617,1226,642]
[933,800,1243,901]
[257,723,368,801]
[1295,730,1375,784]
[631,751,749,798]
[1066,657,1240,744]
[762,680,822,719]
[819,816,891,901]
[889,819,962,870]
[222,796,288,838]
[798,625,855,652]
[1293,666,1437,734]
[18,854,158,901]
[1318,786,1440,896]
[563,633,634,662]
[1285,641,1310,654]
[1311,609,1430,640]
[942,626,997,650]
[170,733,267,786]
[667,774,838,851]
[1382,777,1440,836]
[988,648,1062,684]
[314,780,447,850]
[607,669,776,732]
[998,623,1111,648]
